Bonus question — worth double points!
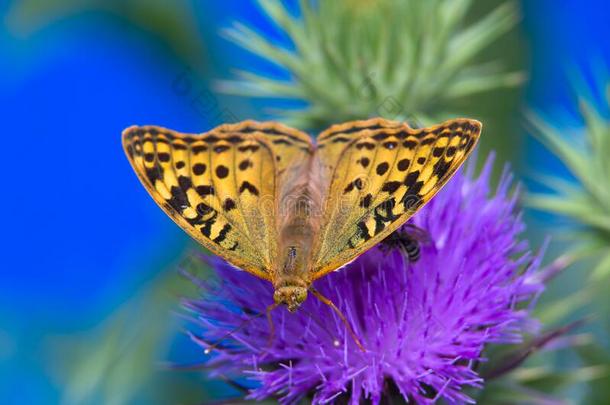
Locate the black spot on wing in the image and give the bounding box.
[372,132,390,141]
[213,224,231,244]
[397,159,410,171]
[239,159,253,170]
[226,135,243,144]
[324,123,384,137]
[200,211,218,238]
[204,135,220,143]
[178,176,193,191]
[239,181,259,196]
[382,181,401,193]
[145,165,163,183]
[433,157,452,179]
[196,202,213,215]
[223,198,236,212]
[359,194,372,208]
[172,143,188,151]
[168,186,189,211]
[193,163,206,175]
[214,144,230,153]
[215,165,229,178]
[407,180,424,197]
[376,162,389,175]
[195,185,215,196]
[404,171,419,187]
[238,144,260,152]
[357,220,372,241]
[192,145,208,154]
[372,199,399,236]
[432,147,445,157]
[187,215,206,226]
[344,178,364,194]
[356,142,376,150]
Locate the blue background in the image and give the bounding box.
[1,0,609,403]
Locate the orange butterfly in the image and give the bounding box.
[123,118,480,330]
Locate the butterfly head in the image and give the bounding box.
[274,285,308,312]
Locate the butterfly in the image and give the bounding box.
[123,118,481,315]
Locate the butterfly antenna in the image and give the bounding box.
[203,310,266,354]
[310,287,366,352]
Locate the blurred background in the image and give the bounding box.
[1,0,610,404]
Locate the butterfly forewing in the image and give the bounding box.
[123,122,312,280]
[310,118,481,279]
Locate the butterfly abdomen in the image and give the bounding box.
[277,198,316,281]
[275,153,325,283]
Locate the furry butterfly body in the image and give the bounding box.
[123,118,481,311]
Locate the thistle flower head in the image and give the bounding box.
[184,154,544,404]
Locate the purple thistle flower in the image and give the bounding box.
[184,154,544,404]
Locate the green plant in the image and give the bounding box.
[527,84,610,281]
[526,82,610,404]
[218,0,523,130]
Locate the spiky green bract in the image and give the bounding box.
[218,0,523,129]
[527,84,610,281]
[525,81,610,404]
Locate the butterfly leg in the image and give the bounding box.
[310,287,365,352]
[265,302,279,351]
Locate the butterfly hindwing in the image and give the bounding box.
[310,118,482,279]
[123,122,313,280]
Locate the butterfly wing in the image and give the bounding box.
[310,118,481,279]
[123,121,313,280]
